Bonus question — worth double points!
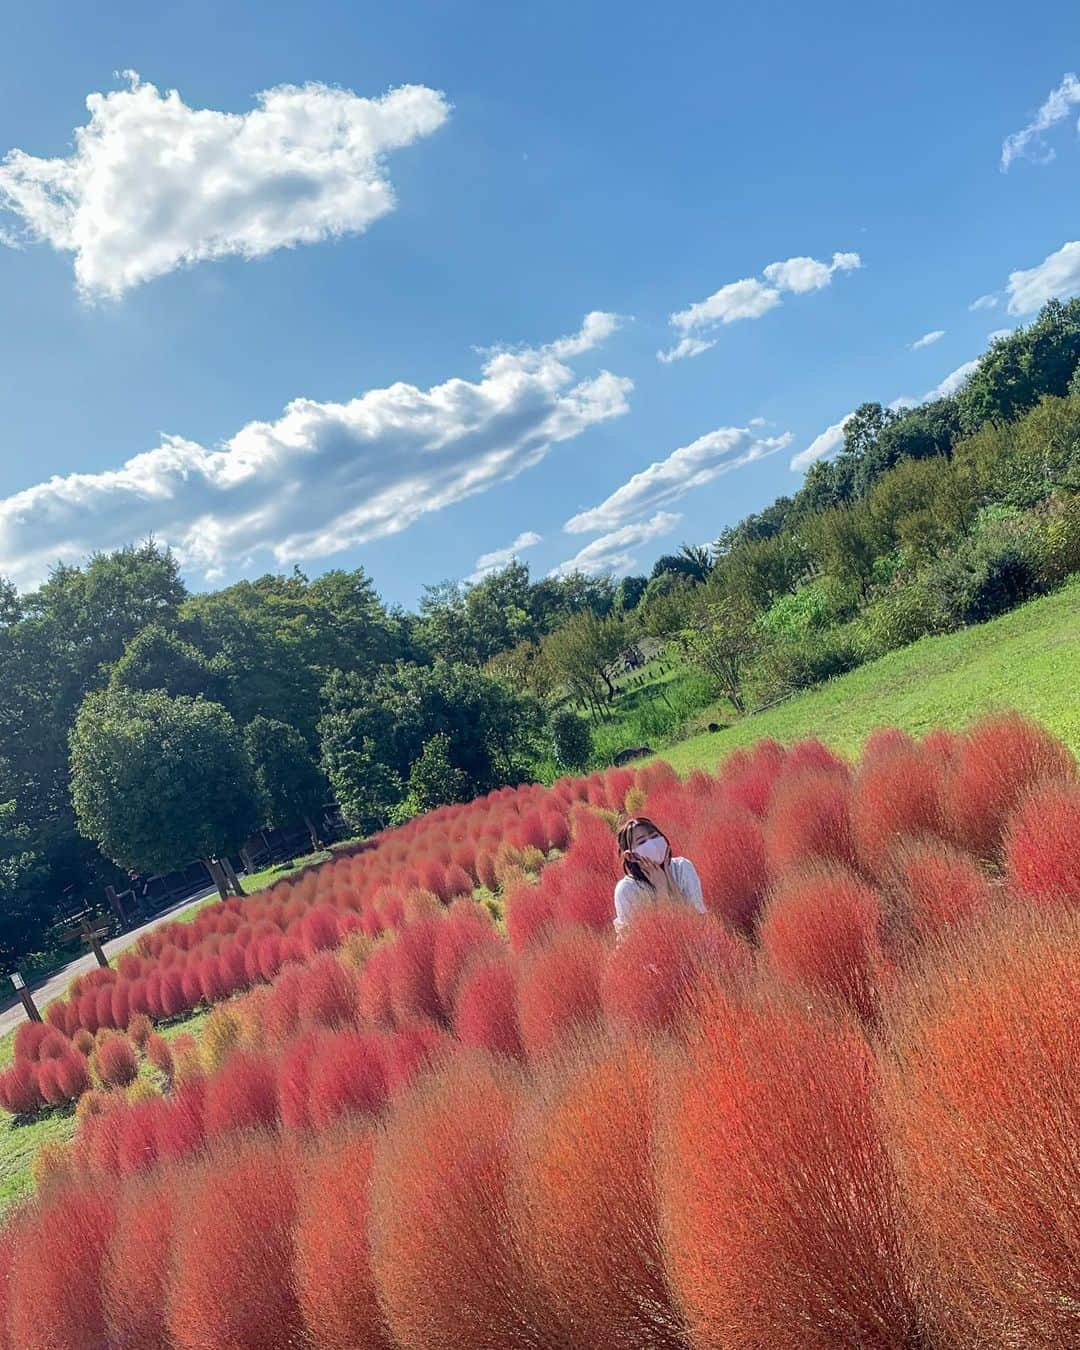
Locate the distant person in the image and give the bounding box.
[614,816,706,937]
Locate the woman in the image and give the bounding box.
[614,816,706,937]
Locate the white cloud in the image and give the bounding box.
[924,359,980,401]
[551,511,681,578]
[790,415,852,472]
[0,316,631,591]
[1001,72,1080,170]
[661,251,861,360]
[1006,240,1080,314]
[0,72,450,298]
[544,311,624,358]
[565,425,791,534]
[969,293,999,311]
[468,531,542,583]
[656,336,716,364]
[910,329,945,350]
[987,327,1013,343]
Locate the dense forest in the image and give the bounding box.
[2,298,1079,967]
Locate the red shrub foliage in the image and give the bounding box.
[14,1021,58,1062]
[203,1051,279,1136]
[601,903,751,1035]
[383,1021,455,1098]
[93,1031,139,1089]
[0,1060,43,1115]
[357,942,397,1028]
[306,1030,389,1130]
[851,745,948,878]
[764,769,858,875]
[371,1054,551,1348]
[890,842,997,942]
[168,1134,304,1350]
[659,989,917,1348]
[1004,781,1080,910]
[760,866,890,1025]
[454,954,525,1060]
[944,713,1076,859]
[295,1127,393,1350]
[8,1187,118,1350]
[513,1035,686,1347]
[883,907,1080,1348]
[715,738,786,817]
[684,807,769,933]
[104,1168,180,1349]
[517,927,608,1059]
[432,902,500,1014]
[295,952,360,1030]
[505,881,556,954]
[145,1033,174,1081]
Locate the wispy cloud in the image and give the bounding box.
[658,251,861,361]
[969,294,999,311]
[1006,240,1080,314]
[565,425,790,534]
[925,359,979,400]
[1001,72,1080,170]
[468,531,542,583]
[0,314,630,591]
[551,511,681,578]
[790,415,852,472]
[987,328,1013,343]
[910,329,945,350]
[0,72,450,298]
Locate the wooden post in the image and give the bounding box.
[81,922,110,969]
[10,972,42,1023]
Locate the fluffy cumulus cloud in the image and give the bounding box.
[0,72,450,298]
[910,329,945,350]
[468,530,542,583]
[658,251,860,361]
[0,314,630,590]
[1001,72,1080,170]
[1006,240,1080,314]
[551,511,681,578]
[564,425,791,534]
[789,415,852,473]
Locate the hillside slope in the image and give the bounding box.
[664,577,1080,773]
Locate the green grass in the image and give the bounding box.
[0,1105,78,1213]
[590,663,718,764]
[662,577,1080,773]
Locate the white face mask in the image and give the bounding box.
[635,835,668,865]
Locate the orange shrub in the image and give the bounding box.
[1004,781,1080,909]
[764,769,857,876]
[890,841,996,943]
[684,807,769,933]
[517,927,607,1059]
[103,1167,180,1349]
[883,907,1080,1348]
[454,953,525,1060]
[851,745,947,879]
[92,1031,139,1089]
[659,989,917,1348]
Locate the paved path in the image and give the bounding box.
[0,886,220,1040]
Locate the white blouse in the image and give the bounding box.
[612,856,707,937]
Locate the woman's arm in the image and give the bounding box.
[670,858,707,915]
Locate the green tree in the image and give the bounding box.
[109,625,219,700]
[549,708,593,772]
[613,574,648,612]
[543,609,627,713]
[407,733,469,813]
[677,591,761,713]
[70,690,257,897]
[243,716,330,851]
[0,799,50,968]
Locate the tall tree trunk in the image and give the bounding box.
[304,815,323,852]
[204,858,230,902]
[220,856,245,896]
[598,665,616,701]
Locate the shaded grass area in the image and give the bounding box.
[590,665,718,764]
[662,578,1080,774]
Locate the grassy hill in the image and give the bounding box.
[662,577,1080,773]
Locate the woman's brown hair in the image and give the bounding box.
[617,816,668,888]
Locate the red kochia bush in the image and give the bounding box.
[168,1134,304,1350]
[0,1060,43,1115]
[659,989,917,1349]
[371,1054,550,1348]
[505,881,556,954]
[92,1031,139,1089]
[1004,782,1080,910]
[883,907,1080,1348]
[295,952,360,1030]
[432,902,500,1014]
[684,807,769,933]
[8,1187,118,1350]
[602,904,751,1036]
[513,1035,686,1348]
[891,842,996,942]
[104,1167,180,1349]
[306,1030,389,1129]
[454,954,525,1060]
[517,927,608,1059]
[760,866,890,1025]
[944,713,1075,859]
[202,1051,279,1136]
[294,1128,394,1350]
[851,745,947,878]
[764,769,857,876]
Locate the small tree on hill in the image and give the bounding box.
[407,733,469,813]
[70,689,258,899]
[243,716,330,852]
[549,709,592,772]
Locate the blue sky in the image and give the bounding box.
[1,1,1079,605]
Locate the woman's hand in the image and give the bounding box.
[637,856,673,897]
